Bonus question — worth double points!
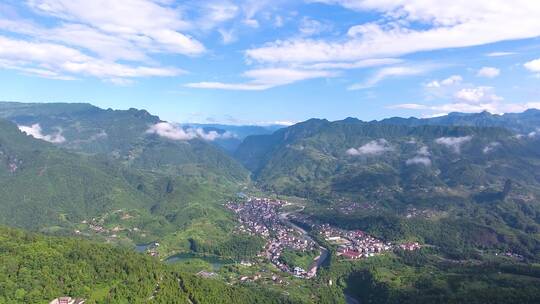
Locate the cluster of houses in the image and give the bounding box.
[225,197,285,237]
[495,251,525,260]
[404,206,437,219]
[337,201,377,215]
[318,224,393,259]
[75,210,144,241]
[318,224,419,259]
[225,198,318,278]
[398,242,421,251]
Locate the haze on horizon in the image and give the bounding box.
[1,0,540,124]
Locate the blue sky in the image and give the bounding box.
[1,0,540,125]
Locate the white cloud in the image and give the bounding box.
[391,101,540,115]
[477,67,500,78]
[393,82,540,115]
[18,124,66,143]
[426,75,462,88]
[486,52,515,57]
[435,136,472,153]
[188,58,399,91]
[146,122,236,141]
[417,146,430,156]
[406,146,431,166]
[454,87,503,104]
[528,128,540,138]
[406,156,431,166]
[299,17,331,37]
[197,1,239,30]
[346,139,393,156]
[483,142,500,154]
[0,0,203,81]
[524,58,540,73]
[0,35,184,82]
[248,1,540,64]
[186,68,336,90]
[26,0,204,55]
[218,28,236,44]
[349,65,429,90]
[304,58,402,70]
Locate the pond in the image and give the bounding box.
[134,242,157,253]
[164,253,235,271]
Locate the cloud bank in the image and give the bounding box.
[406,156,431,166]
[483,142,501,154]
[146,122,235,141]
[435,136,472,153]
[406,146,431,166]
[347,139,393,156]
[18,124,66,143]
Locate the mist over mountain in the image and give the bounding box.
[1,101,540,303]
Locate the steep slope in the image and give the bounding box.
[0,103,254,258]
[0,119,151,230]
[185,123,283,153]
[235,117,540,259]
[236,117,540,198]
[0,101,248,184]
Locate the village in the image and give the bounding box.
[316,224,420,259]
[226,197,421,279]
[226,198,319,278]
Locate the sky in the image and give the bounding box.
[1,0,540,125]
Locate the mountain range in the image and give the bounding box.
[1,101,540,303]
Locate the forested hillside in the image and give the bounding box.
[381,109,540,134]
[0,226,294,304]
[0,111,254,259]
[0,102,248,183]
[0,119,151,229]
[235,116,540,261]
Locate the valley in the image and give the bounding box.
[1,102,540,303]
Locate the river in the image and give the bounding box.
[280,207,360,304]
[278,208,329,277]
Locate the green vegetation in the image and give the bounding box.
[0,226,295,304]
[2,102,540,303]
[190,234,266,260]
[0,103,251,260]
[279,249,319,270]
[316,250,540,304]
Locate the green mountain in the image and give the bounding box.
[0,104,254,258]
[236,117,540,197]
[0,118,151,230]
[235,117,540,259]
[185,123,283,153]
[0,226,293,304]
[0,102,248,183]
[381,109,540,133]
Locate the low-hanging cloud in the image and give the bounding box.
[18,123,66,143]
[346,139,393,156]
[417,146,431,156]
[406,146,432,166]
[435,136,472,153]
[406,156,432,166]
[483,142,501,154]
[527,128,540,138]
[146,122,236,141]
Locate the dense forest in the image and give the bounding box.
[0,226,294,304]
